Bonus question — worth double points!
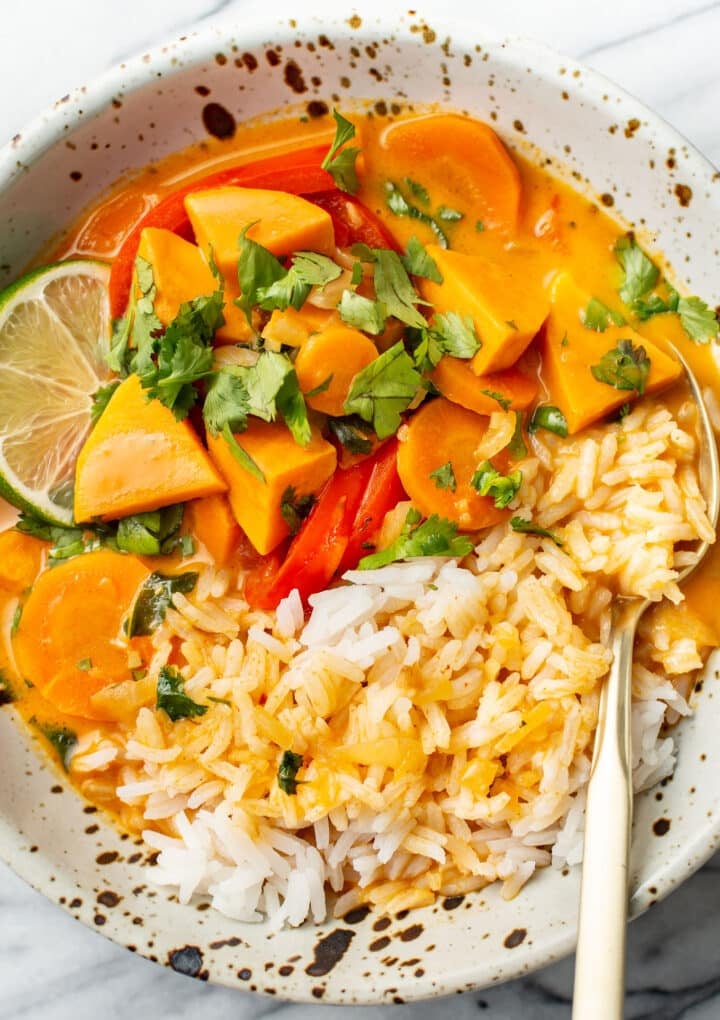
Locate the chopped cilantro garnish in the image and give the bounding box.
[509,516,563,546]
[400,236,443,283]
[471,461,522,508]
[475,220,485,233]
[304,375,333,398]
[222,423,266,483]
[591,339,651,395]
[90,381,120,424]
[128,571,199,637]
[632,290,679,321]
[10,604,22,638]
[352,244,429,329]
[437,205,463,222]
[338,290,387,335]
[358,508,473,569]
[614,235,659,305]
[343,341,421,439]
[327,415,375,455]
[431,312,481,360]
[677,295,719,343]
[280,486,317,536]
[156,666,208,722]
[116,504,185,557]
[583,297,626,331]
[277,749,304,795]
[235,223,285,324]
[508,411,528,459]
[256,252,342,312]
[77,658,92,671]
[480,389,511,412]
[404,178,431,205]
[429,461,457,492]
[321,110,361,194]
[31,718,77,771]
[528,405,569,438]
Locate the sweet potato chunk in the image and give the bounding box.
[185,494,240,565]
[184,186,336,279]
[74,375,227,522]
[206,421,337,555]
[419,246,549,375]
[540,273,683,434]
[137,227,252,344]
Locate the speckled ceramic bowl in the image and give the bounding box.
[2,8,720,1005]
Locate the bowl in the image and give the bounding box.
[2,9,720,1005]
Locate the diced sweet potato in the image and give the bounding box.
[185,493,240,565]
[261,305,339,348]
[419,246,550,374]
[0,531,45,593]
[184,186,336,279]
[74,375,227,522]
[137,227,253,344]
[540,272,683,434]
[206,420,337,555]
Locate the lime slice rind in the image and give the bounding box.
[0,259,112,526]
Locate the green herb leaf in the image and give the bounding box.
[222,423,266,483]
[437,205,463,222]
[32,718,77,771]
[528,405,569,437]
[277,749,304,795]
[405,178,431,205]
[475,220,485,233]
[10,604,22,638]
[327,415,375,455]
[116,505,185,557]
[91,381,120,424]
[338,290,387,335]
[632,291,679,321]
[304,374,333,398]
[128,571,199,637]
[236,224,286,323]
[583,297,626,331]
[470,461,522,508]
[508,411,528,459]
[678,295,719,343]
[430,312,481,360]
[350,261,364,287]
[358,508,474,569]
[354,247,429,329]
[343,341,421,439]
[256,251,342,312]
[401,236,443,283]
[510,516,563,546]
[77,658,92,671]
[384,181,452,248]
[203,368,250,436]
[108,308,134,376]
[615,236,659,304]
[430,461,457,492]
[321,110,360,194]
[280,486,317,536]
[480,389,511,412]
[590,339,651,395]
[275,365,312,446]
[156,665,208,722]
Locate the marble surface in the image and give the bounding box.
[2,0,720,1016]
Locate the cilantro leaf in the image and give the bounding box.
[508,411,528,459]
[116,505,185,556]
[31,718,77,771]
[437,205,463,222]
[528,405,569,437]
[327,415,375,455]
[156,666,208,722]
[321,110,360,194]
[338,290,387,335]
[355,247,429,329]
[405,178,430,205]
[222,423,266,483]
[236,224,286,323]
[256,252,342,312]
[384,181,450,248]
[343,341,421,439]
[591,339,651,395]
[275,365,312,446]
[615,236,659,304]
[91,381,120,424]
[400,236,443,283]
[203,369,250,436]
[128,571,199,637]
[471,461,523,508]
[583,297,626,331]
[108,304,134,376]
[430,461,457,492]
[358,508,474,569]
[510,516,563,546]
[277,749,304,795]
[280,486,317,536]
[430,312,481,360]
[632,291,679,321]
[480,389,511,412]
[678,295,719,343]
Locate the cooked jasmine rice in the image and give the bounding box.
[70,400,715,927]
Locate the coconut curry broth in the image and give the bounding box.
[1,108,719,818]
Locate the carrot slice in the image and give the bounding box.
[13,550,151,721]
[379,114,521,230]
[430,358,538,416]
[396,397,509,530]
[185,494,240,565]
[294,325,379,416]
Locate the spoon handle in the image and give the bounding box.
[572,602,641,1020]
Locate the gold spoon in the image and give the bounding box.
[571,343,720,1020]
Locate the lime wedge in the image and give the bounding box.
[0,260,113,526]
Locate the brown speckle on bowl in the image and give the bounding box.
[398,924,423,942]
[653,818,671,836]
[284,60,307,94]
[370,936,391,952]
[168,945,204,977]
[201,102,236,140]
[675,183,693,207]
[503,928,527,949]
[97,890,121,909]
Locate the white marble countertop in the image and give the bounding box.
[2,1,720,1016]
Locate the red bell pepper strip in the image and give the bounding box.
[244,457,375,611]
[336,438,406,575]
[308,189,400,251]
[108,144,335,318]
